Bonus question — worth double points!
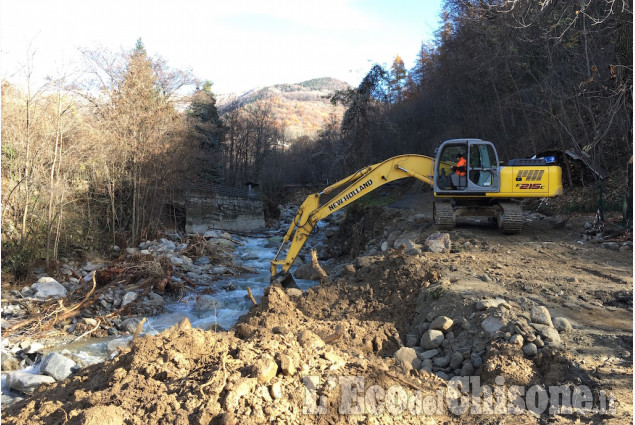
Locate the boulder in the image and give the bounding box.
[6,371,55,393]
[194,256,211,266]
[209,238,236,250]
[293,263,323,281]
[481,316,505,334]
[254,357,278,384]
[460,361,475,376]
[143,292,164,307]
[476,298,510,311]
[278,354,296,376]
[420,330,444,350]
[122,318,143,333]
[285,288,303,298]
[423,232,451,253]
[394,347,419,368]
[394,232,420,250]
[553,317,573,333]
[418,349,439,360]
[530,306,553,327]
[449,352,464,369]
[121,292,138,306]
[1,351,19,371]
[31,279,67,299]
[40,352,76,381]
[532,324,562,347]
[523,343,538,357]
[430,316,453,332]
[433,355,451,368]
[203,229,221,238]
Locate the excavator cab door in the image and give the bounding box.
[433,139,500,194]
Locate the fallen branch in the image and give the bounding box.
[72,320,101,343]
[132,317,147,341]
[246,287,257,306]
[181,275,197,288]
[323,324,344,344]
[310,249,328,279]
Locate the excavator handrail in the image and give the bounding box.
[270,154,435,282]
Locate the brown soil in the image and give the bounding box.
[3,189,632,425]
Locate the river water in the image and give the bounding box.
[47,232,314,366]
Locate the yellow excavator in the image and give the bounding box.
[271,138,563,286]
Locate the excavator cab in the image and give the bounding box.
[433,139,500,194]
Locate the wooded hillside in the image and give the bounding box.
[217,77,348,139]
[1,1,631,282]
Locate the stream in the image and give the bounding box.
[63,232,315,364]
[1,230,318,402]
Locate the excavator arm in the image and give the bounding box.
[270,154,435,286]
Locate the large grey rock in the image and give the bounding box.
[204,229,221,238]
[209,238,236,250]
[523,343,538,357]
[449,352,464,369]
[121,292,138,306]
[433,355,451,368]
[31,279,67,299]
[6,371,55,393]
[293,263,323,281]
[195,294,217,311]
[423,232,451,253]
[602,242,620,251]
[143,292,164,307]
[420,330,444,349]
[194,256,211,266]
[1,351,19,371]
[476,298,510,311]
[470,353,483,368]
[285,288,303,298]
[159,238,176,250]
[394,232,420,250]
[553,317,572,333]
[530,306,553,327]
[481,316,504,334]
[533,324,562,347]
[430,316,453,332]
[394,347,419,368]
[122,318,143,333]
[169,256,184,266]
[460,360,475,376]
[418,349,439,360]
[40,352,76,381]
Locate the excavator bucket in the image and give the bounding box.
[271,272,299,289]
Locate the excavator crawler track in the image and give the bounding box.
[497,202,524,234]
[433,201,456,230]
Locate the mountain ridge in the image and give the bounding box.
[216,77,350,138]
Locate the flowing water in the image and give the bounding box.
[50,232,314,366]
[1,229,319,401]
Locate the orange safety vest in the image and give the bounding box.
[456,157,467,176]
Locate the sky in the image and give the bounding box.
[0,0,443,95]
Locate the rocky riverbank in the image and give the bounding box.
[1,191,633,424]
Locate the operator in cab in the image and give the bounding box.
[452,153,467,176]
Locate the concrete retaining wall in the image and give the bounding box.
[185,194,266,233]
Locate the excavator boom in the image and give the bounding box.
[270,154,435,285]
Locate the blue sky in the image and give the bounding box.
[1,0,443,94]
